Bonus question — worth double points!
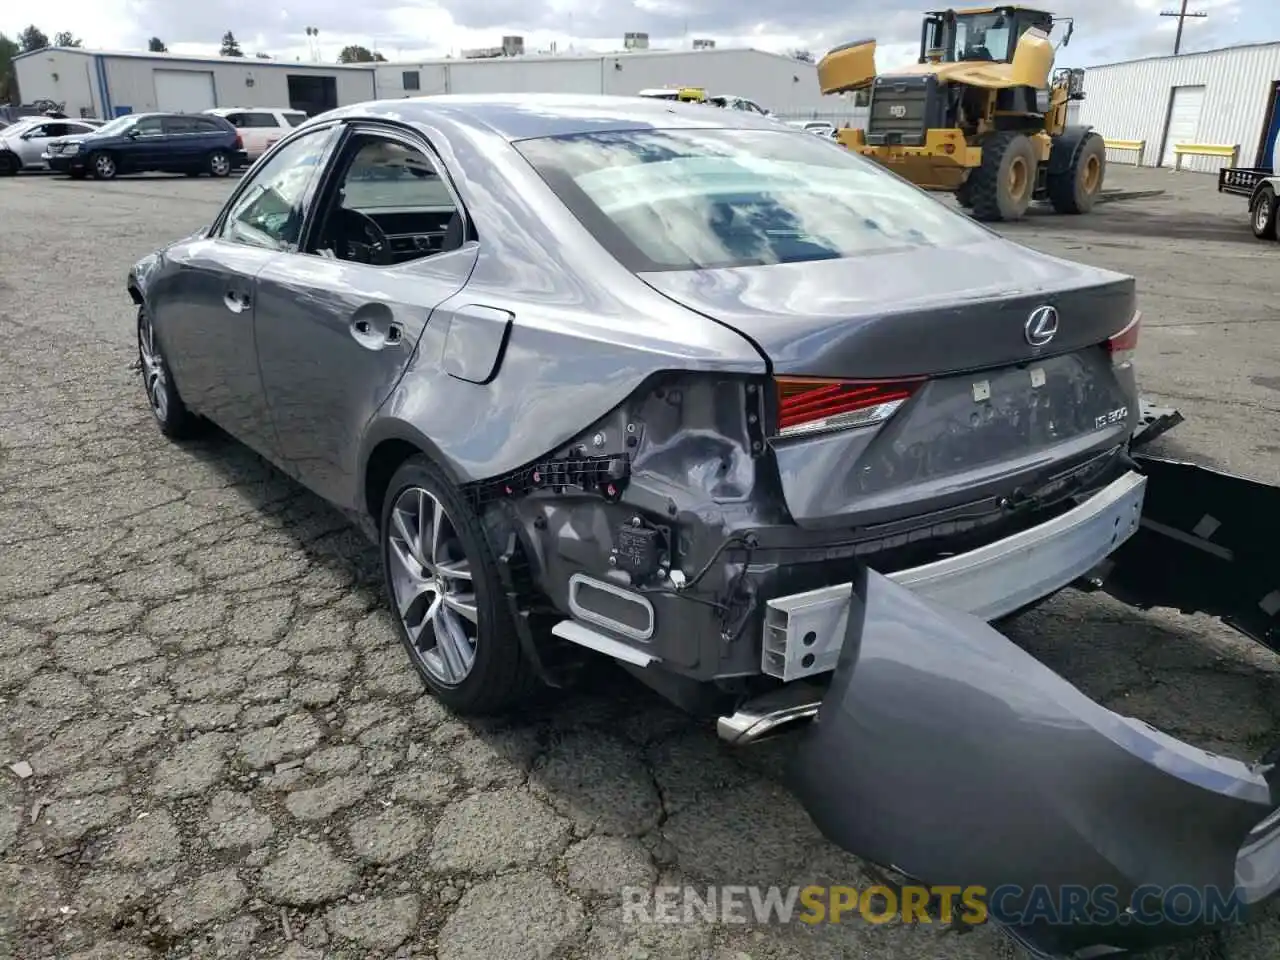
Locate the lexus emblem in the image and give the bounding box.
[1024,305,1059,347]
[889,104,907,119]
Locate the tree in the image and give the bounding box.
[338,44,385,63]
[52,31,82,47]
[148,37,168,52]
[219,31,243,57]
[18,25,49,53]
[0,33,19,105]
[791,48,814,63]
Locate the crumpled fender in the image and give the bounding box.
[788,565,1280,957]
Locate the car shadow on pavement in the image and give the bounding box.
[167,423,1280,960]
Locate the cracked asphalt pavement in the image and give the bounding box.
[1,165,1278,960]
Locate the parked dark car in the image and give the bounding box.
[46,112,248,180]
[127,94,1280,959]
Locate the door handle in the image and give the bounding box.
[223,289,251,313]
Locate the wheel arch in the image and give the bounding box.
[1047,125,1099,176]
[360,420,465,524]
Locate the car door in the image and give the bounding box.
[156,123,341,461]
[122,115,167,170]
[253,122,479,507]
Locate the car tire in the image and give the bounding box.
[0,152,18,176]
[137,305,199,440]
[968,131,1037,222]
[380,454,540,715]
[89,151,117,180]
[207,151,232,178]
[1251,186,1278,241]
[1047,131,1106,214]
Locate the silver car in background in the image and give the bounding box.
[0,116,103,174]
[126,94,1280,958]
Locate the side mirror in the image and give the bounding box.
[127,129,139,139]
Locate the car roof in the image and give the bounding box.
[323,93,791,142]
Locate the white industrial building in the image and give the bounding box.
[12,47,376,119]
[13,44,853,125]
[1077,41,1280,174]
[372,47,852,121]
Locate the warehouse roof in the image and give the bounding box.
[1085,39,1280,70]
[14,44,815,71]
[11,46,376,69]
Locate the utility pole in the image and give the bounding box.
[1160,0,1207,56]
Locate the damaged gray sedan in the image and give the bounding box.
[128,94,1280,957]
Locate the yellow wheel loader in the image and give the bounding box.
[818,6,1104,222]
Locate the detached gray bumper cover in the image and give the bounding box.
[789,566,1280,957]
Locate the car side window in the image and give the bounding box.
[242,113,277,128]
[25,123,51,137]
[306,133,465,267]
[223,113,246,127]
[134,117,165,137]
[164,117,198,135]
[219,128,332,253]
[192,118,226,133]
[284,113,307,127]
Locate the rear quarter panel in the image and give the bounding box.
[359,115,768,490]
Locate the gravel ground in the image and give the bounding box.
[1,164,1278,960]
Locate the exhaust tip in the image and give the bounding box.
[717,683,825,746]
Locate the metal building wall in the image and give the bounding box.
[374,50,860,120]
[12,50,101,118]
[1077,42,1280,174]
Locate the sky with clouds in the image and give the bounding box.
[2,0,1276,69]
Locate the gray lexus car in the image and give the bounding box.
[128,94,1280,957]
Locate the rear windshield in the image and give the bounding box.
[514,128,988,272]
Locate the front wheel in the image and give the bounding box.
[90,151,117,180]
[968,131,1037,222]
[137,306,199,439]
[0,153,18,176]
[380,455,539,715]
[1251,186,1278,240]
[207,151,232,178]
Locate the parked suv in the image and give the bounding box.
[0,116,104,175]
[204,107,308,162]
[45,112,248,180]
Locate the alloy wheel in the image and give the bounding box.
[138,310,169,422]
[95,154,115,178]
[386,486,479,686]
[1255,197,1271,233]
[210,153,230,176]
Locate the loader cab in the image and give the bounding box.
[920,7,1055,64]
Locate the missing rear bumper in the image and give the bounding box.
[781,565,1280,957]
[762,470,1146,682]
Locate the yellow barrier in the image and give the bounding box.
[1171,143,1239,171]
[1103,139,1145,166]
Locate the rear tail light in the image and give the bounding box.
[234,134,243,150]
[1105,310,1141,367]
[774,376,924,439]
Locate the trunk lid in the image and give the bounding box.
[639,237,1141,529]
[636,236,1136,378]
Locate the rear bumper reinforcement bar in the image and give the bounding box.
[762,469,1147,682]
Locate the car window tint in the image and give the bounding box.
[310,134,462,267]
[193,118,225,133]
[134,117,165,136]
[284,113,307,127]
[67,123,95,135]
[164,117,198,134]
[220,128,332,252]
[223,113,245,126]
[242,113,278,128]
[515,127,989,272]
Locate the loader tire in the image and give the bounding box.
[1048,131,1106,214]
[968,131,1037,222]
